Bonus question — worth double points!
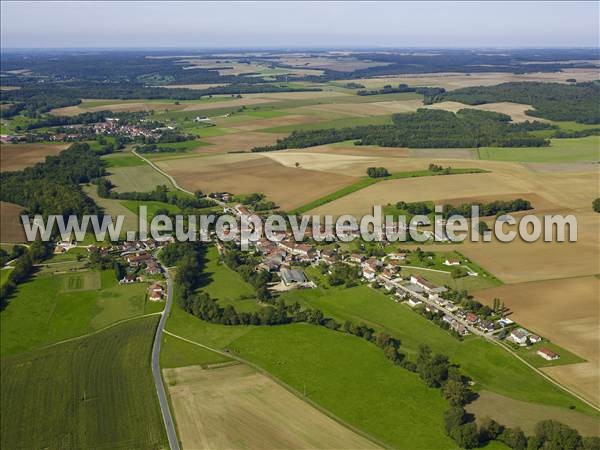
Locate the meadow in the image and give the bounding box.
[0,268,159,357]
[478,136,600,162]
[1,316,166,449]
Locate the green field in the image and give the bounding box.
[261,113,394,133]
[478,136,600,162]
[165,309,454,449]
[108,165,173,193]
[0,268,13,287]
[0,269,157,357]
[160,333,231,369]
[1,316,166,449]
[120,199,181,218]
[197,246,259,313]
[102,153,146,167]
[277,284,598,416]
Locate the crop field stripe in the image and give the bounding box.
[1,315,167,449]
[292,168,489,214]
[162,330,387,448]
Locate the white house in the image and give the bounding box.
[407,298,423,308]
[510,328,529,345]
[443,258,461,266]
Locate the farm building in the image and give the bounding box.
[537,348,560,361]
[280,268,307,286]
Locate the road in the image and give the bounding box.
[150,269,181,450]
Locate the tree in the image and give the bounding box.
[532,420,581,450]
[442,379,470,406]
[498,427,527,450]
[593,198,600,213]
[295,162,300,168]
[444,406,467,434]
[479,417,502,442]
[450,422,479,449]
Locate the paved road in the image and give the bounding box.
[151,269,181,450]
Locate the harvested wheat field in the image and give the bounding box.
[0,202,26,243]
[343,69,600,91]
[199,131,287,154]
[302,99,423,117]
[181,97,274,112]
[1,143,68,171]
[246,90,351,100]
[229,114,327,131]
[425,101,545,123]
[163,363,379,450]
[156,153,357,210]
[475,276,600,406]
[466,391,600,436]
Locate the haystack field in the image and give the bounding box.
[425,101,544,122]
[1,143,69,171]
[163,363,379,450]
[466,391,600,436]
[0,202,26,243]
[155,153,357,210]
[476,276,600,406]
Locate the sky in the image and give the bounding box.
[1,1,599,49]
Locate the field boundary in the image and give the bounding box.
[162,329,389,449]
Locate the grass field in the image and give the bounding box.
[197,246,259,313]
[163,362,380,449]
[108,164,173,193]
[102,153,146,167]
[261,113,394,133]
[478,136,600,162]
[0,268,13,286]
[1,316,166,449]
[120,199,181,218]
[277,284,598,416]
[0,269,156,357]
[160,333,231,369]
[400,266,501,291]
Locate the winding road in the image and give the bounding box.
[150,269,181,450]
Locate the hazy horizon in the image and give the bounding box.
[2,1,599,49]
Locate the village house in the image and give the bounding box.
[465,312,479,326]
[120,274,141,284]
[444,258,461,266]
[450,320,469,336]
[148,283,165,301]
[529,334,542,344]
[362,266,376,281]
[126,253,152,268]
[407,297,423,308]
[510,328,530,345]
[319,248,336,263]
[478,320,495,333]
[145,260,162,275]
[537,348,560,361]
[349,253,364,264]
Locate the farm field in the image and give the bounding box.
[165,313,454,449]
[0,142,68,171]
[338,69,600,90]
[0,316,166,449]
[164,362,381,449]
[0,201,25,242]
[425,101,542,122]
[0,268,157,357]
[466,391,600,437]
[155,152,359,211]
[83,185,140,234]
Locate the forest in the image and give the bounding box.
[252,109,552,151]
[0,142,105,218]
[427,82,600,124]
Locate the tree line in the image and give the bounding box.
[252,109,552,151]
[357,83,445,97]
